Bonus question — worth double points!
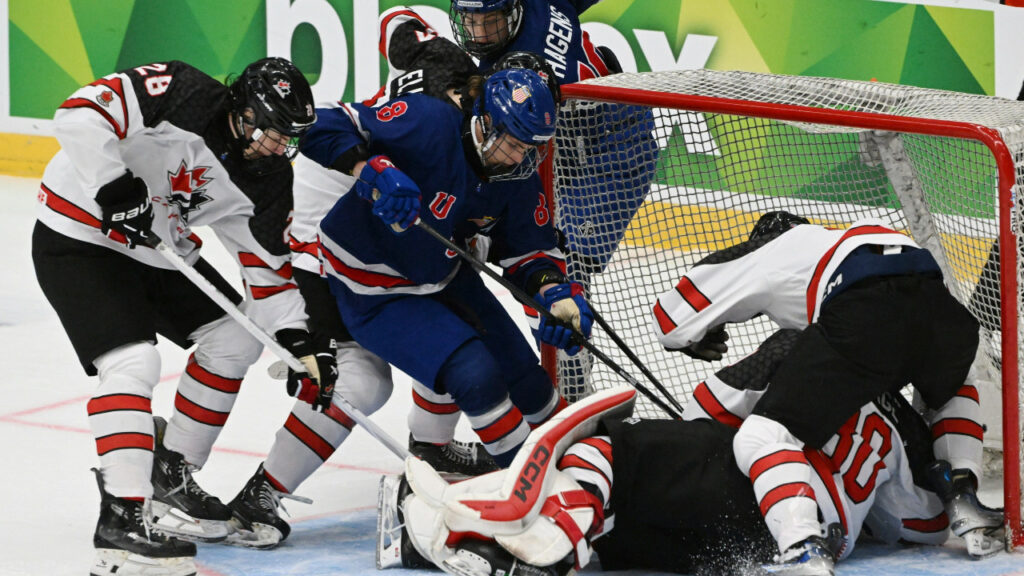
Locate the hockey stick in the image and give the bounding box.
[413,219,682,419]
[590,309,685,415]
[145,238,411,460]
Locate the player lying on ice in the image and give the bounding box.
[376,328,1003,576]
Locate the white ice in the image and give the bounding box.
[1,174,1020,575]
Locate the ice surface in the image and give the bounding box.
[1,174,1020,575]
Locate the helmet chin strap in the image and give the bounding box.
[470,114,493,165]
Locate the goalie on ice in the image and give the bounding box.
[376,334,1002,575]
[374,212,1003,576]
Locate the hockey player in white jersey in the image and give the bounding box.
[652,211,1002,572]
[31,58,333,575]
[377,364,983,576]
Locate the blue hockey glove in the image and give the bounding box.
[535,282,594,355]
[355,155,421,233]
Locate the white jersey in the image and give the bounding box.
[652,219,921,350]
[685,375,948,558]
[36,60,308,334]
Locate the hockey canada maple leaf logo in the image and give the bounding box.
[96,90,114,107]
[167,160,213,222]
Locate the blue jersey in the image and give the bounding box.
[477,0,609,84]
[300,93,563,297]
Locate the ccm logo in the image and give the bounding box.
[512,444,551,503]
[111,199,150,221]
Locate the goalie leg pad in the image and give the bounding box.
[402,387,635,571]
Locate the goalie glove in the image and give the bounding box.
[535,282,594,355]
[671,324,729,362]
[355,155,421,233]
[276,329,338,411]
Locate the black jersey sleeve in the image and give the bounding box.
[121,60,229,136]
[386,20,478,100]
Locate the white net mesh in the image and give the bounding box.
[548,68,1024,544]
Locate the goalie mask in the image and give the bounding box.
[228,57,316,170]
[748,210,810,242]
[450,0,524,58]
[470,68,556,181]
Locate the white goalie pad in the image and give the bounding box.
[403,386,636,570]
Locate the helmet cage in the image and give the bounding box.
[450,0,523,58]
[472,114,547,181]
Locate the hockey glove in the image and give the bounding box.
[535,282,594,356]
[95,170,154,249]
[355,155,421,233]
[276,328,338,412]
[673,325,729,362]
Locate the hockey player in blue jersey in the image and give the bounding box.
[301,68,592,467]
[449,0,660,277]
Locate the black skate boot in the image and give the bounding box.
[226,464,311,549]
[408,434,500,477]
[377,474,432,569]
[150,417,231,542]
[926,460,1005,558]
[91,468,196,576]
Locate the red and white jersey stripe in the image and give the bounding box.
[318,231,462,296]
[652,219,920,351]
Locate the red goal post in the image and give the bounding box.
[540,69,1024,548]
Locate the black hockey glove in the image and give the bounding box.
[276,328,338,412]
[673,325,729,362]
[95,170,154,249]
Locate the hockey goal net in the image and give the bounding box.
[542,69,1024,547]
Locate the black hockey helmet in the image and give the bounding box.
[490,51,561,103]
[748,211,810,242]
[228,57,316,159]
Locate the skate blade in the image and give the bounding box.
[223,519,284,549]
[377,474,405,569]
[759,557,835,576]
[91,549,196,576]
[964,526,1005,559]
[150,501,229,543]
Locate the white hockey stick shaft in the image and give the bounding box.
[149,239,410,460]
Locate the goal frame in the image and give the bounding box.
[540,79,1023,548]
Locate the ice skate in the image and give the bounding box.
[150,417,231,542]
[927,460,1005,558]
[90,468,196,576]
[226,464,312,549]
[761,536,835,576]
[376,474,431,569]
[408,435,500,477]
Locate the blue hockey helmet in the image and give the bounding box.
[450,0,524,58]
[471,67,557,181]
